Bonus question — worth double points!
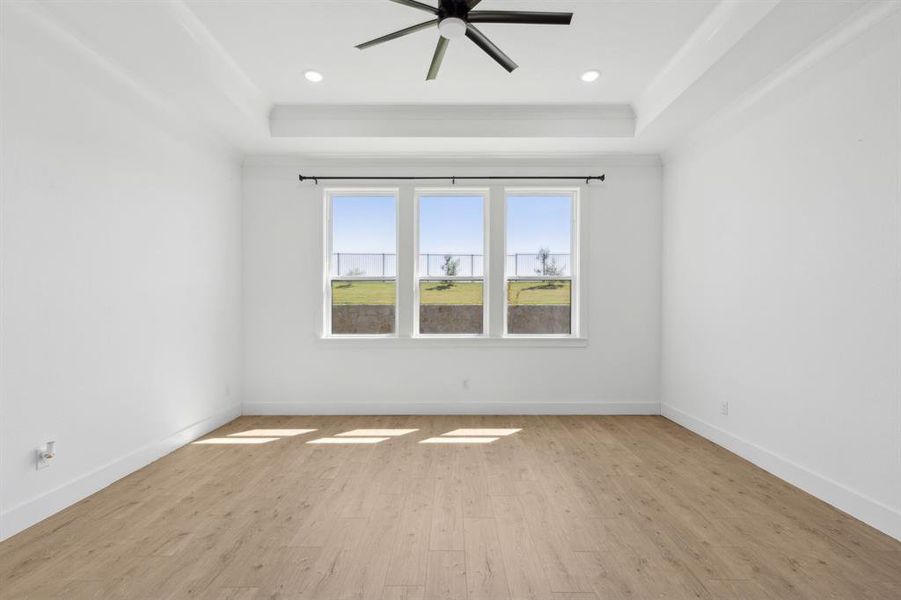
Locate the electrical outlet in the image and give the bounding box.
[36,441,56,470]
[720,402,729,416]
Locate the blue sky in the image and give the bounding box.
[331,194,571,255]
[506,195,571,254]
[419,195,483,254]
[332,195,396,253]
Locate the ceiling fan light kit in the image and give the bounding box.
[356,0,574,80]
[438,17,466,39]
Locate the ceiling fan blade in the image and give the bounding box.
[426,36,449,80]
[464,23,518,73]
[466,0,483,7]
[356,19,438,50]
[388,0,439,15]
[467,11,573,25]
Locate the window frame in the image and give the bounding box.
[322,188,400,338]
[318,184,586,345]
[413,187,490,338]
[503,188,580,339]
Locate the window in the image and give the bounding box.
[325,191,397,335]
[321,186,582,341]
[415,191,487,335]
[505,191,576,335]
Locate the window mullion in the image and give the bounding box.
[488,185,506,338]
[396,186,415,338]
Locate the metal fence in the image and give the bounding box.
[330,253,571,277]
[419,254,484,277]
[331,253,397,277]
[506,253,571,277]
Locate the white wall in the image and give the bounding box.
[6,0,896,550]
[0,5,243,539]
[242,159,662,414]
[661,12,901,539]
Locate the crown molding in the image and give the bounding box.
[168,0,270,122]
[4,0,270,156]
[664,0,901,164]
[269,104,636,139]
[3,1,226,151]
[635,0,780,135]
[241,152,662,169]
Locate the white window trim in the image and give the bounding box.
[319,183,588,346]
[322,188,400,338]
[503,187,580,338]
[413,188,490,338]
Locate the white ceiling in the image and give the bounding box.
[12,0,878,157]
[184,0,718,105]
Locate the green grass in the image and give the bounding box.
[331,279,570,306]
[331,281,396,305]
[507,280,571,306]
[419,281,483,305]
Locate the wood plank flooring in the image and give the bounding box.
[1,416,899,599]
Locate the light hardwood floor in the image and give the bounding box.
[1,416,899,599]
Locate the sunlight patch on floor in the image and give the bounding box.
[336,429,419,437]
[307,437,390,444]
[441,428,521,437]
[420,437,499,444]
[229,429,317,437]
[193,437,278,445]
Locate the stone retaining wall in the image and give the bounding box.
[331,305,395,335]
[507,305,571,334]
[332,304,570,335]
[419,305,483,334]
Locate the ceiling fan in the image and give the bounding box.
[356,0,574,80]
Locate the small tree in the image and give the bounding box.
[441,254,460,288]
[535,247,563,276]
[441,255,460,277]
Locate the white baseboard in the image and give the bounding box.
[0,404,241,541]
[661,404,901,542]
[243,400,660,416]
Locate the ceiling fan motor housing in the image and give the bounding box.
[439,0,469,19]
[438,0,468,39]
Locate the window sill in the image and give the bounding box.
[316,335,589,349]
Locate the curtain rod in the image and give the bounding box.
[298,174,605,185]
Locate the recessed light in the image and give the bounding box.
[581,70,600,83]
[304,70,324,83]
